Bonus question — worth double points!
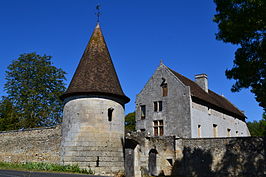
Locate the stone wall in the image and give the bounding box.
[61,96,125,176]
[136,64,191,138]
[191,102,250,138]
[174,137,265,177]
[0,126,61,164]
[125,132,176,177]
[125,134,265,177]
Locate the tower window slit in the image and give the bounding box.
[108,108,114,121]
[96,156,99,167]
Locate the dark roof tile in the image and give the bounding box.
[168,67,245,119]
[61,24,130,103]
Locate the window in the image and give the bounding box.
[108,108,114,122]
[236,131,239,136]
[153,120,164,136]
[213,124,218,137]
[154,101,162,112]
[197,125,201,137]
[162,87,168,97]
[154,102,158,112]
[160,78,168,97]
[140,105,146,119]
[159,101,162,111]
[227,128,231,137]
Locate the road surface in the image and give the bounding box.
[0,169,109,177]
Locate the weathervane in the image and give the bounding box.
[95,4,101,23]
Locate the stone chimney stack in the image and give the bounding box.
[195,74,208,93]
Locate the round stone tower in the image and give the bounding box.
[60,23,130,176]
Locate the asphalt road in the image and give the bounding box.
[0,170,109,177]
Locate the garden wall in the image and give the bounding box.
[174,137,265,177]
[0,126,61,164]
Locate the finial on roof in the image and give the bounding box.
[60,19,130,103]
[95,4,101,23]
[160,59,163,65]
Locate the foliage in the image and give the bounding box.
[125,112,135,132]
[213,0,266,110]
[3,53,66,129]
[247,113,266,136]
[0,97,19,131]
[0,161,94,174]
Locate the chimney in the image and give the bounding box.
[195,74,208,93]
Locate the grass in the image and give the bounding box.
[0,161,94,175]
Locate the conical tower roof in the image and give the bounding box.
[61,24,130,103]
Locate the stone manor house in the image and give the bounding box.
[0,23,263,177]
[135,63,250,138]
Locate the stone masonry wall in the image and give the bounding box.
[191,102,250,138]
[136,64,191,138]
[174,137,265,177]
[125,134,265,177]
[0,126,61,164]
[61,96,125,176]
[125,132,176,177]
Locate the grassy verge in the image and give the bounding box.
[0,161,94,175]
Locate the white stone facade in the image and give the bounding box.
[191,102,250,138]
[136,64,250,138]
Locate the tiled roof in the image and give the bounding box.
[61,24,130,103]
[168,68,245,119]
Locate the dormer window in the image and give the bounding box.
[208,107,211,115]
[160,78,168,97]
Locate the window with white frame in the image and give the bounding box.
[153,120,164,136]
[154,101,162,112]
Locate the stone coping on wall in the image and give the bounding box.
[0,124,61,134]
[176,136,260,140]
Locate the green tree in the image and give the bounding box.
[213,0,266,110]
[0,97,19,131]
[3,53,66,129]
[125,112,135,132]
[247,113,266,136]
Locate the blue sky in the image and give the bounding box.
[0,0,263,121]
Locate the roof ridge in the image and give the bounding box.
[167,66,245,118]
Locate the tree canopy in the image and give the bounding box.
[125,112,135,132]
[213,0,266,111]
[1,53,66,130]
[0,97,19,131]
[247,113,266,136]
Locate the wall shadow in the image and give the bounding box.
[171,137,265,177]
[214,137,265,177]
[171,147,214,177]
